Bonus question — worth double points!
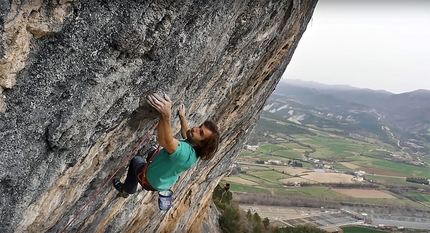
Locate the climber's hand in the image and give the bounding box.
[147,93,172,118]
[178,104,186,118]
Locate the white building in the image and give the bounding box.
[245,145,259,151]
[354,170,366,177]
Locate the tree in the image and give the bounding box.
[253,212,262,222]
[253,224,262,233]
[246,209,252,221]
[262,217,270,229]
[219,205,241,233]
[222,190,233,204]
[252,213,263,233]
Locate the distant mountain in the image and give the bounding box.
[263,81,430,153]
[281,79,392,93]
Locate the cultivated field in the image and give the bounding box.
[279,177,310,183]
[340,162,361,169]
[236,118,430,209]
[273,167,312,176]
[332,189,396,199]
[223,177,259,186]
[281,172,356,184]
[358,167,406,177]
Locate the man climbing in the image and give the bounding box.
[223,183,230,192]
[220,183,231,201]
[214,183,232,204]
[113,93,220,198]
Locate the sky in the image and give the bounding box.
[281,0,430,94]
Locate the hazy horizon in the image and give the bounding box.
[281,0,430,94]
[280,78,430,94]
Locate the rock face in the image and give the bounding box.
[0,0,317,232]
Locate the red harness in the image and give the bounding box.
[136,146,160,191]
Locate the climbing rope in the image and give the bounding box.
[60,122,159,233]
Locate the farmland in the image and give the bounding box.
[228,85,430,231]
[224,114,430,225]
[332,189,396,199]
[227,154,429,208]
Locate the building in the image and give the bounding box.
[245,145,259,151]
[268,159,281,165]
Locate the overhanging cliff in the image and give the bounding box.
[0,0,317,232]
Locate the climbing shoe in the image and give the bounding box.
[113,178,129,198]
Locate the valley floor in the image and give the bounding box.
[239,204,430,231]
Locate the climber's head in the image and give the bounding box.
[187,121,220,160]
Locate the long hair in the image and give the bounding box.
[194,121,220,160]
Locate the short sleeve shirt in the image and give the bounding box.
[146,140,198,191]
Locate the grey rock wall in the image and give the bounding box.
[0,0,317,232]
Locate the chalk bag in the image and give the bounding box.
[158,189,173,211]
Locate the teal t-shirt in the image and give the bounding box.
[146,140,198,191]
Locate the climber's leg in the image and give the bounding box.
[113,178,129,198]
[122,156,145,194]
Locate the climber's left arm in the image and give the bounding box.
[147,93,179,154]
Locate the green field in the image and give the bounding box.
[246,153,288,163]
[351,156,430,177]
[242,137,429,178]
[242,165,271,172]
[252,170,290,181]
[236,173,265,184]
[363,174,407,186]
[422,157,430,164]
[293,135,380,159]
[332,163,352,172]
[237,118,430,208]
[341,226,388,233]
[271,149,304,159]
[372,160,430,177]
[407,192,430,204]
[279,142,309,150]
[241,144,305,161]
[258,144,285,153]
[227,183,270,194]
[240,150,255,157]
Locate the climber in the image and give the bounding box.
[221,183,231,200]
[224,183,230,192]
[113,93,220,198]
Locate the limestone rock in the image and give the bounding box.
[0,0,317,232]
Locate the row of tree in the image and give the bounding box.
[406,177,430,185]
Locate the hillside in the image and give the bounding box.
[266,81,430,155]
